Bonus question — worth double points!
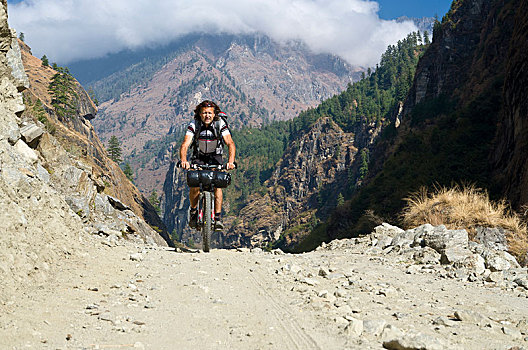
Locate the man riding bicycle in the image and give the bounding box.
[179,100,236,231]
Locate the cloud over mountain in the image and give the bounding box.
[8,0,416,66]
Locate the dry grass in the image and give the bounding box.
[402,184,528,264]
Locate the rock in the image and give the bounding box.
[345,317,363,337]
[502,326,522,338]
[302,277,319,286]
[380,324,404,343]
[462,254,486,275]
[406,265,422,274]
[442,247,473,265]
[483,250,520,271]
[424,226,468,254]
[474,226,508,251]
[334,316,349,329]
[514,277,528,290]
[432,316,457,327]
[375,235,394,248]
[391,230,417,248]
[454,310,487,325]
[20,123,43,147]
[413,247,441,265]
[6,32,30,90]
[318,267,329,277]
[383,330,445,350]
[486,271,504,283]
[107,195,130,211]
[130,253,143,262]
[14,139,38,164]
[374,223,405,238]
[363,319,387,336]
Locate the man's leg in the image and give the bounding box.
[214,188,224,231]
[189,187,200,228]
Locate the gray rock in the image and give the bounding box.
[374,223,405,237]
[391,230,417,248]
[65,195,90,218]
[35,164,50,183]
[442,247,473,265]
[20,124,44,147]
[334,316,349,329]
[474,226,508,251]
[424,226,468,254]
[412,224,435,246]
[380,324,404,343]
[7,31,30,91]
[383,330,445,350]
[14,139,38,164]
[454,310,487,325]
[432,316,457,327]
[302,277,319,286]
[502,326,522,338]
[514,277,528,290]
[413,247,441,265]
[7,127,20,145]
[483,250,520,271]
[107,195,130,211]
[363,319,387,336]
[318,267,329,277]
[375,235,394,248]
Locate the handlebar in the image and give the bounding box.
[176,160,237,170]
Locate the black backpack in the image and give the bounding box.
[191,111,229,158]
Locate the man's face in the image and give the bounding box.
[200,107,215,125]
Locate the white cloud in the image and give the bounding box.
[8,0,417,66]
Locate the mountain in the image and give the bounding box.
[69,33,363,198]
[323,0,528,249]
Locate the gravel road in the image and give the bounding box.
[1,234,527,349]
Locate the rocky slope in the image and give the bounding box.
[0,0,172,307]
[87,33,361,197]
[325,0,528,250]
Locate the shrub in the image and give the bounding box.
[402,184,528,264]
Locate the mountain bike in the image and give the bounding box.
[177,162,234,252]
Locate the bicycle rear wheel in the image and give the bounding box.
[201,192,213,252]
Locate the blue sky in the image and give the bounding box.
[377,0,452,19]
[7,0,453,66]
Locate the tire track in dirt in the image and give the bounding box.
[225,253,321,350]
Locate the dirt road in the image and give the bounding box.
[1,234,527,349]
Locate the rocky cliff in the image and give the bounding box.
[325,0,528,250]
[0,0,173,304]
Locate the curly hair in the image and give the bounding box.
[194,100,221,121]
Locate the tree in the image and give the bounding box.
[423,31,431,45]
[41,55,49,67]
[122,162,134,182]
[107,135,122,163]
[48,66,78,119]
[148,190,161,215]
[18,32,24,42]
[337,193,345,207]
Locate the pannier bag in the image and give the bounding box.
[214,172,231,188]
[186,170,231,188]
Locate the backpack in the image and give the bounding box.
[191,111,229,159]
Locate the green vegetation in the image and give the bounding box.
[18,32,24,42]
[48,66,78,119]
[41,55,49,67]
[149,190,162,215]
[106,135,123,163]
[122,162,134,182]
[227,32,428,218]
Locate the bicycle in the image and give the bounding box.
[177,161,235,252]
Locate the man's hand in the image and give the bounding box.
[181,161,191,169]
[226,162,236,170]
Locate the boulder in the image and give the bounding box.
[14,139,38,164]
[413,247,441,265]
[20,123,44,147]
[474,226,508,251]
[442,247,473,265]
[423,226,468,254]
[374,223,404,238]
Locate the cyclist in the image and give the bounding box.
[179,100,236,231]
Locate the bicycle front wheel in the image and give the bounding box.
[201,192,213,252]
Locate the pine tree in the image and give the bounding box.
[107,135,122,163]
[337,193,345,207]
[423,31,431,45]
[122,162,134,182]
[18,32,25,42]
[41,55,49,67]
[148,191,161,215]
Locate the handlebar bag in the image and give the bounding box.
[214,172,231,188]
[186,170,200,187]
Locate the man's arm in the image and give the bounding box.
[179,134,193,169]
[223,134,236,170]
